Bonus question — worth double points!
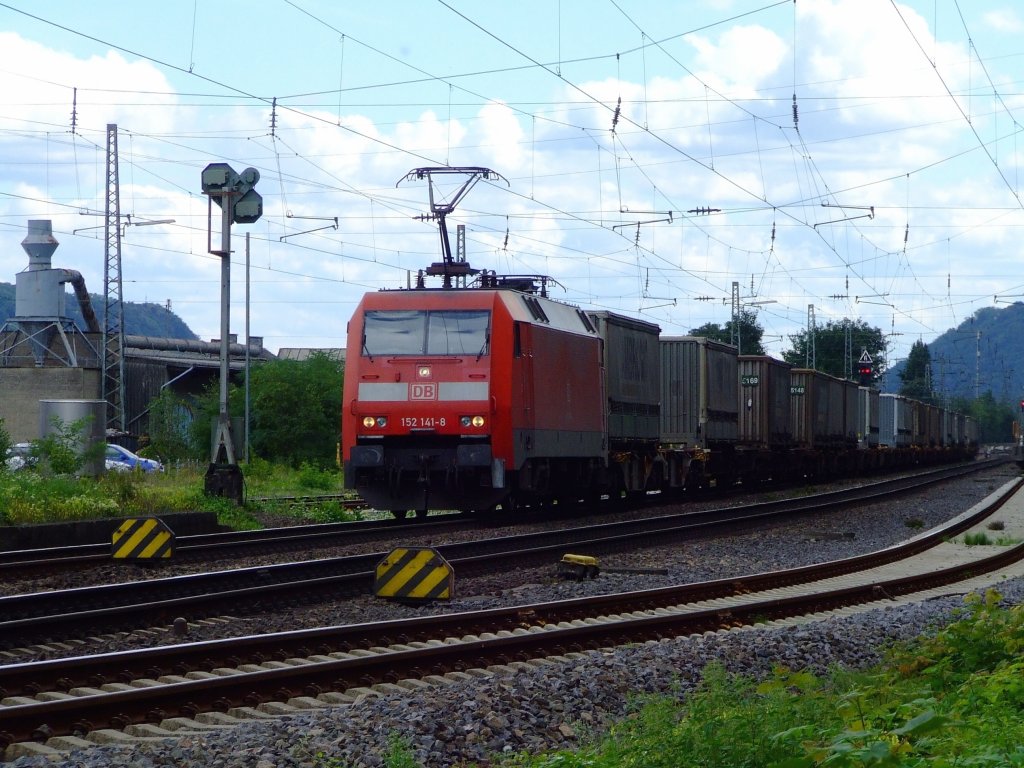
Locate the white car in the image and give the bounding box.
[105,444,164,473]
[4,443,33,472]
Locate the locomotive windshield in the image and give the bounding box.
[362,309,490,356]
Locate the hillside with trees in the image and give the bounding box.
[883,303,1024,404]
[0,282,198,340]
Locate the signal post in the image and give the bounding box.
[200,163,263,503]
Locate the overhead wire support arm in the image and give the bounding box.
[612,215,673,232]
[279,213,339,241]
[813,202,875,229]
[855,293,892,306]
[639,267,676,310]
[616,206,674,227]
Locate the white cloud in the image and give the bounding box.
[982,8,1024,34]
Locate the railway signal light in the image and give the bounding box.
[857,349,874,386]
[201,163,263,225]
[858,363,873,384]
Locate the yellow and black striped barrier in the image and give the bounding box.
[374,547,453,600]
[111,517,175,560]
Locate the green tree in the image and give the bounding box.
[245,353,344,468]
[31,415,106,475]
[184,354,345,468]
[783,318,886,382]
[900,339,934,403]
[952,392,1014,443]
[689,309,765,355]
[144,388,196,462]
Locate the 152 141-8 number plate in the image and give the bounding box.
[400,416,447,428]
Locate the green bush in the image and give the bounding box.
[297,461,339,492]
[963,531,992,546]
[244,456,275,481]
[0,417,12,471]
[499,590,1024,768]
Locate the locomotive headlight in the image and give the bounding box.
[471,415,485,427]
[418,365,432,378]
[376,416,388,427]
[362,416,388,428]
[461,415,486,428]
[362,416,376,428]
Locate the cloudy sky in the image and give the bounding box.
[1,0,1022,368]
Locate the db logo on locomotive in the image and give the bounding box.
[410,383,438,400]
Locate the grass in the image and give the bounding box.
[0,460,363,530]
[960,530,1023,546]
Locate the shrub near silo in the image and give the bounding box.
[0,417,11,469]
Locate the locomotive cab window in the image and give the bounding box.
[363,309,490,356]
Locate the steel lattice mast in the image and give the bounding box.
[101,123,126,433]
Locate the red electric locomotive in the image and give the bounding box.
[342,277,608,517]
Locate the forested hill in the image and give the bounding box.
[882,302,1024,403]
[0,282,198,340]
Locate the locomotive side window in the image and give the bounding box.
[363,310,490,356]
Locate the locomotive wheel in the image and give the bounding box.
[496,496,519,514]
[390,510,408,520]
[415,508,428,519]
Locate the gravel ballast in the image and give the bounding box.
[3,464,1020,767]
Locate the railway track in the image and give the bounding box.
[1,473,1022,758]
[0,511,467,575]
[0,462,992,648]
[0,461,998,577]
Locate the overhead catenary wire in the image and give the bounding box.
[0,0,1021,361]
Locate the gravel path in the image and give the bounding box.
[3,463,1020,767]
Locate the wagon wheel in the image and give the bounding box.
[389,510,408,520]
[497,494,520,515]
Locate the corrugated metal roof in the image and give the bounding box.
[276,347,346,361]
